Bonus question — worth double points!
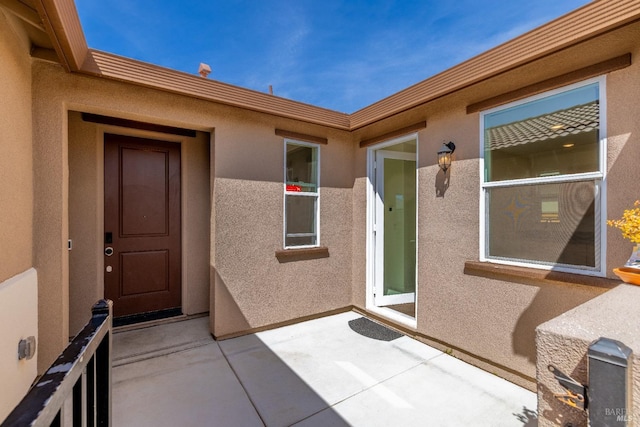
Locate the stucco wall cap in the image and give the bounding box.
[537,284,640,352]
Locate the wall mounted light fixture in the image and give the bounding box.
[437,142,456,172]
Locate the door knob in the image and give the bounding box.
[105,247,114,256]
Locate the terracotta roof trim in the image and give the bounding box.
[85,49,351,130]
[486,101,599,150]
[350,1,640,129]
[32,0,640,132]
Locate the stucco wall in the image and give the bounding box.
[68,113,100,335]
[350,104,608,387]
[0,11,33,283]
[415,106,608,385]
[0,11,37,422]
[29,9,639,388]
[0,269,38,423]
[537,284,640,427]
[350,21,640,387]
[605,38,640,269]
[32,60,353,366]
[212,115,354,336]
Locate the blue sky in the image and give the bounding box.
[75,0,591,113]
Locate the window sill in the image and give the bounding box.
[275,246,329,263]
[463,261,620,290]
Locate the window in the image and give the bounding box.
[480,78,605,273]
[284,140,319,248]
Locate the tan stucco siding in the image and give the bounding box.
[0,12,39,422]
[183,131,212,315]
[32,62,69,370]
[211,118,354,336]
[350,103,609,385]
[32,60,353,366]
[67,112,100,335]
[349,20,640,384]
[605,38,640,270]
[28,13,640,385]
[0,12,33,283]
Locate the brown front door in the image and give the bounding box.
[104,134,182,318]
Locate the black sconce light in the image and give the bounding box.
[437,142,456,172]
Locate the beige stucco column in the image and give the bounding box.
[32,61,70,370]
[537,284,640,426]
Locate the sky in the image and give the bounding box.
[75,0,592,114]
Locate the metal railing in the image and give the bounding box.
[2,300,113,427]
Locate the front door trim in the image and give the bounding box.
[365,134,418,328]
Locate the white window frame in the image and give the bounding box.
[479,76,607,276]
[283,139,320,249]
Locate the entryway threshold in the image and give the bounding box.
[113,312,208,333]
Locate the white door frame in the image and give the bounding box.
[366,134,418,328]
[374,150,416,306]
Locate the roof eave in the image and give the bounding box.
[32,0,640,132]
[350,1,640,130]
[34,0,88,71]
[82,49,351,130]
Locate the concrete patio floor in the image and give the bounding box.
[112,312,537,426]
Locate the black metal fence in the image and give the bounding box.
[2,300,113,427]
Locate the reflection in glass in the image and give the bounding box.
[286,144,318,193]
[487,180,597,268]
[286,195,317,247]
[383,158,416,296]
[484,83,599,182]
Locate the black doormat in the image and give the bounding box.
[113,308,182,327]
[348,317,403,341]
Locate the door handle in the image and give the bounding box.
[105,247,114,257]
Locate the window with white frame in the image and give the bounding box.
[284,140,319,248]
[480,78,605,273]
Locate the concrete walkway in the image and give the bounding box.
[112,312,537,426]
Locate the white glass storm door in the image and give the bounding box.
[374,148,417,307]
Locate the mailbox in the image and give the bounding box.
[588,338,633,426]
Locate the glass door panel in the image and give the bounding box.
[375,148,416,308]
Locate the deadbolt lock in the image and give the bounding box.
[105,247,114,257]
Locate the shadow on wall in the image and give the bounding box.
[208,267,351,426]
[512,282,604,364]
[435,169,451,198]
[211,267,252,337]
[513,197,608,363]
[538,358,589,427]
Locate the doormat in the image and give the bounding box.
[113,308,183,327]
[348,317,403,341]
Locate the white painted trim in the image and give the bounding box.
[478,76,607,276]
[481,171,604,188]
[374,149,417,307]
[367,305,417,328]
[366,147,376,311]
[283,138,321,249]
[597,76,608,275]
[365,133,418,329]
